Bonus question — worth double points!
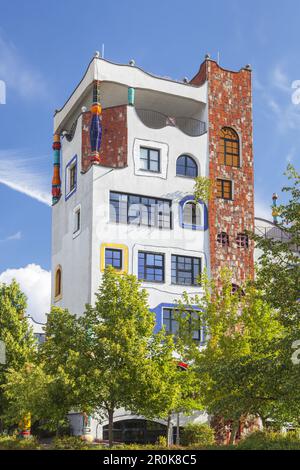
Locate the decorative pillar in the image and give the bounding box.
[82,412,93,442]
[18,413,31,439]
[52,133,61,204]
[272,193,279,224]
[128,87,135,106]
[89,81,102,164]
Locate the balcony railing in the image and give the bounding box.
[135,108,206,137]
[255,225,299,253]
[255,225,291,242]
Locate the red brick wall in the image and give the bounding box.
[192,60,254,283]
[81,105,128,172]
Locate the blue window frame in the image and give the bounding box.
[179,195,208,231]
[163,308,205,342]
[105,248,123,270]
[65,155,77,200]
[138,252,164,282]
[171,254,201,286]
[176,155,198,177]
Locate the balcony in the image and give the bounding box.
[135,108,206,137]
[255,225,291,242]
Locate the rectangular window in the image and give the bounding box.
[138,252,164,282]
[163,308,205,343]
[73,207,81,234]
[105,248,123,270]
[171,255,201,286]
[140,147,160,172]
[70,164,77,191]
[109,192,172,229]
[65,156,77,200]
[216,179,232,200]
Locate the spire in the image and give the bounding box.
[52,133,61,204]
[89,81,102,164]
[272,193,279,224]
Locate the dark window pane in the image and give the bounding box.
[176,155,197,177]
[138,251,164,282]
[171,254,201,286]
[110,192,171,229]
[140,147,160,172]
[105,249,122,269]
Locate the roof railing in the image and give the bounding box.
[135,108,206,137]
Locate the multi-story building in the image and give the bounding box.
[51,53,255,442]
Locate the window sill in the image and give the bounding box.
[171,283,201,287]
[139,168,161,174]
[73,229,81,239]
[65,188,76,201]
[176,174,197,179]
[109,221,173,231]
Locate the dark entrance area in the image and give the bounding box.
[103,419,167,444]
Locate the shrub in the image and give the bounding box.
[181,423,215,447]
[156,435,167,447]
[52,436,94,450]
[237,431,300,450]
[0,435,41,450]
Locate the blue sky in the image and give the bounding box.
[0,0,299,320]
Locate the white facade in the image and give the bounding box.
[51,56,210,440]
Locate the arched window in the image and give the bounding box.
[217,231,229,246]
[176,155,198,177]
[236,233,249,248]
[231,283,245,296]
[231,283,239,294]
[220,127,240,167]
[183,201,201,226]
[55,266,62,299]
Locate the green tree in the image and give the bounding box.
[40,307,88,431]
[2,363,51,428]
[177,270,285,443]
[2,359,79,434]
[40,268,182,446]
[78,267,183,447]
[133,329,203,446]
[0,280,36,432]
[254,164,300,326]
[252,165,300,427]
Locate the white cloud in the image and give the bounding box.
[286,147,296,164]
[255,198,272,220]
[266,97,281,116]
[0,149,51,205]
[271,65,290,93]
[0,34,48,101]
[254,63,300,132]
[7,231,22,240]
[0,231,22,242]
[0,264,51,325]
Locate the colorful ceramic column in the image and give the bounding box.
[82,412,93,442]
[128,87,135,106]
[52,133,61,204]
[272,193,279,224]
[18,414,31,439]
[89,81,102,164]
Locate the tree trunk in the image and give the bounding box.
[176,412,180,446]
[108,408,114,448]
[260,415,267,430]
[166,413,173,447]
[229,419,239,445]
